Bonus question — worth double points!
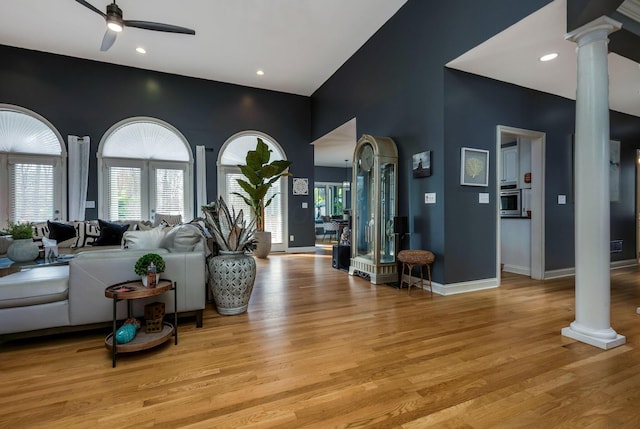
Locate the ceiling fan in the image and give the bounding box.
[75,0,196,52]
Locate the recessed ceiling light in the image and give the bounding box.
[256,70,264,76]
[539,53,558,62]
[136,47,146,54]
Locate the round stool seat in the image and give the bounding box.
[397,250,435,296]
[397,250,434,265]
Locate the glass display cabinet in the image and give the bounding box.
[349,134,398,284]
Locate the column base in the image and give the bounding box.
[562,326,626,350]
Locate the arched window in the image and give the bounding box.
[0,105,66,226]
[98,118,193,222]
[218,132,288,252]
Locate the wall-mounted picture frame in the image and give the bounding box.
[460,147,489,187]
[292,177,309,195]
[412,150,431,178]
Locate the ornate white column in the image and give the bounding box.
[562,17,625,349]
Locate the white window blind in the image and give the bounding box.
[155,168,184,218]
[107,166,142,221]
[10,163,55,222]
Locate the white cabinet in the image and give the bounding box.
[501,146,519,185]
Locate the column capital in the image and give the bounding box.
[565,15,622,45]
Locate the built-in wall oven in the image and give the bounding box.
[500,189,521,217]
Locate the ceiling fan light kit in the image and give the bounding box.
[75,0,196,51]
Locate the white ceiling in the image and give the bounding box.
[1,1,638,168]
[447,0,640,119]
[0,0,407,97]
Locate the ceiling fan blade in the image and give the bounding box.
[75,0,106,18]
[124,20,196,35]
[100,30,117,51]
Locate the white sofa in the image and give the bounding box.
[0,224,207,337]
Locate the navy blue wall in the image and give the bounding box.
[311,0,552,283]
[315,166,352,183]
[311,0,640,283]
[0,44,314,248]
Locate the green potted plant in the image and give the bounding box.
[233,137,292,258]
[201,196,258,315]
[134,253,166,286]
[5,221,38,262]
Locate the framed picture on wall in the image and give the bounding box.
[412,150,431,178]
[292,177,309,195]
[460,147,489,187]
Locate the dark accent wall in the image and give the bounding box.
[311,0,552,284]
[315,166,352,184]
[0,44,314,247]
[311,0,640,284]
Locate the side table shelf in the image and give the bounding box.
[104,279,177,367]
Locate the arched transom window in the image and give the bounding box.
[218,131,288,252]
[98,118,193,222]
[0,105,66,226]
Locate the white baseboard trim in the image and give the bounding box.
[287,246,316,254]
[437,278,498,296]
[503,264,531,276]
[545,259,638,279]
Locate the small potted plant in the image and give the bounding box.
[134,253,166,287]
[5,221,39,262]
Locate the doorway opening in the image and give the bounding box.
[496,126,546,282]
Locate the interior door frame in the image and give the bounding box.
[496,125,546,282]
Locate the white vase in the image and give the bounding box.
[7,238,39,262]
[209,251,256,315]
[253,231,271,259]
[141,273,160,287]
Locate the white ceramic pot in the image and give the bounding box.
[253,231,271,259]
[141,273,160,287]
[209,251,256,315]
[7,238,39,262]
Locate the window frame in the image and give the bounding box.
[97,117,194,222]
[217,130,289,253]
[0,104,67,226]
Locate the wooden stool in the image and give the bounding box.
[397,250,435,297]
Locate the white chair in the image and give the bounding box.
[322,221,339,241]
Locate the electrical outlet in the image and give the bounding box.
[289,235,294,241]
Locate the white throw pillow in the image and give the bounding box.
[122,226,166,249]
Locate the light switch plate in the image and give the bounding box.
[302,202,308,208]
[425,193,436,204]
[85,200,95,209]
[558,195,566,205]
[479,193,489,204]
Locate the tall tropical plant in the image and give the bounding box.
[233,138,292,231]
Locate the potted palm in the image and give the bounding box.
[202,196,258,315]
[233,137,292,258]
[5,221,39,262]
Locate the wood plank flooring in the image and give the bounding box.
[1,251,640,428]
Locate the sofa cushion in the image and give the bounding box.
[162,224,202,252]
[0,266,69,309]
[123,226,166,249]
[93,219,129,246]
[153,213,182,227]
[47,220,76,243]
[72,221,101,248]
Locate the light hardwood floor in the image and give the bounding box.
[1,251,640,428]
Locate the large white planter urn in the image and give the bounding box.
[209,251,256,315]
[7,238,39,262]
[253,231,272,259]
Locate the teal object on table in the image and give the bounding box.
[115,323,137,344]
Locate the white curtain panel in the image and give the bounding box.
[196,145,207,216]
[68,135,90,221]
